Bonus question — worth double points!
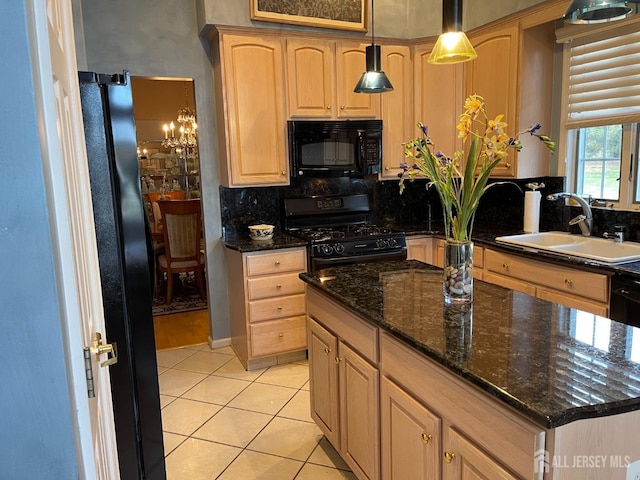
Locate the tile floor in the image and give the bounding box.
[157,344,357,480]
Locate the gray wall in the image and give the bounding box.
[0,2,79,477]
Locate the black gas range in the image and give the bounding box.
[283,194,407,271]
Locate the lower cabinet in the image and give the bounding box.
[308,317,380,480]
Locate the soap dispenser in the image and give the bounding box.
[524,182,544,233]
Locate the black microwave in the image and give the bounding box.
[288,120,382,178]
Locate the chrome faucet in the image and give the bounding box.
[546,192,593,236]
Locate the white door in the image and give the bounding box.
[27,0,120,478]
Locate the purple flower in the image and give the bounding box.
[528,123,542,135]
[419,123,428,136]
[399,161,408,170]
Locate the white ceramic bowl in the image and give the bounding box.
[248,224,275,241]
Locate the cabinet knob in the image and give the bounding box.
[443,452,456,464]
[276,284,282,289]
[564,278,574,287]
[327,105,332,110]
[385,167,390,171]
[335,356,343,364]
[324,347,331,354]
[275,260,281,265]
[279,333,284,338]
[282,171,287,176]
[277,306,283,310]
[505,162,512,169]
[502,263,509,270]
[340,105,345,110]
[421,433,432,445]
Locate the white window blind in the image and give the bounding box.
[563,22,640,129]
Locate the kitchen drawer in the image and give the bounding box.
[536,287,609,317]
[245,248,307,277]
[249,294,306,323]
[250,315,307,357]
[247,272,306,300]
[485,249,608,302]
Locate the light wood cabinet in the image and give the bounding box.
[484,248,610,316]
[379,45,413,179]
[406,236,434,264]
[225,246,307,370]
[286,39,380,119]
[213,31,289,187]
[414,42,464,161]
[380,377,441,480]
[308,290,380,480]
[465,21,555,178]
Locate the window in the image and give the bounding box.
[559,19,640,209]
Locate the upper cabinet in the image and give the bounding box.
[465,20,555,178]
[413,42,464,164]
[379,45,413,179]
[213,31,289,187]
[286,39,380,119]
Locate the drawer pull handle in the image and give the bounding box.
[277,306,283,310]
[276,284,282,289]
[421,433,432,445]
[324,347,331,354]
[502,263,509,270]
[505,162,511,168]
[275,260,281,265]
[443,452,456,464]
[564,278,573,287]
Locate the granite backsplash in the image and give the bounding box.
[220,175,640,241]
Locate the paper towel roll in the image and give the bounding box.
[524,191,541,233]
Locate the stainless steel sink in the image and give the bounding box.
[495,231,640,264]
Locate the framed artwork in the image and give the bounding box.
[250,0,368,32]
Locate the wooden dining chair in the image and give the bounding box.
[157,199,206,305]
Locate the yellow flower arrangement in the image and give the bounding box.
[399,94,555,242]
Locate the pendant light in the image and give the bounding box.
[354,0,394,93]
[428,0,477,65]
[563,0,639,23]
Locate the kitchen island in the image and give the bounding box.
[300,260,640,480]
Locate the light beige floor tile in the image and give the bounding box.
[212,345,235,356]
[172,351,234,374]
[217,449,302,480]
[163,432,187,456]
[295,463,358,480]
[255,362,309,389]
[277,390,313,423]
[157,366,168,375]
[301,380,310,391]
[159,394,177,409]
[247,416,323,461]
[213,356,267,381]
[156,348,198,368]
[193,406,272,448]
[165,437,241,480]
[181,374,251,405]
[307,436,351,471]
[228,382,297,415]
[158,369,207,397]
[161,398,221,436]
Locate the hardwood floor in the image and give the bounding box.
[153,308,210,351]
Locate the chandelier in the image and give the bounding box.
[161,83,198,158]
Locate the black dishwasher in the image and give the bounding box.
[610,273,640,327]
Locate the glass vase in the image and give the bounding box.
[443,240,473,305]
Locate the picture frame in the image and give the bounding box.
[250,0,368,32]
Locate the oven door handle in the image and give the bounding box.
[612,287,640,305]
[313,249,407,267]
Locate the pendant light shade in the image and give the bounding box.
[354,0,394,93]
[428,0,477,65]
[563,0,639,23]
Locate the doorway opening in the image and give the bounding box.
[131,76,209,350]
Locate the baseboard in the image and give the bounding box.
[208,336,231,349]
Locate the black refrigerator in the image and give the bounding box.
[79,70,166,480]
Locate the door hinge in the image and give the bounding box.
[83,347,96,398]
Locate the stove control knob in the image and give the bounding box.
[334,243,345,254]
[388,238,398,248]
[321,244,334,256]
[376,239,388,249]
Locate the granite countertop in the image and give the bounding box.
[300,260,640,429]
[222,231,308,252]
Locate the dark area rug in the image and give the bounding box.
[153,273,208,316]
